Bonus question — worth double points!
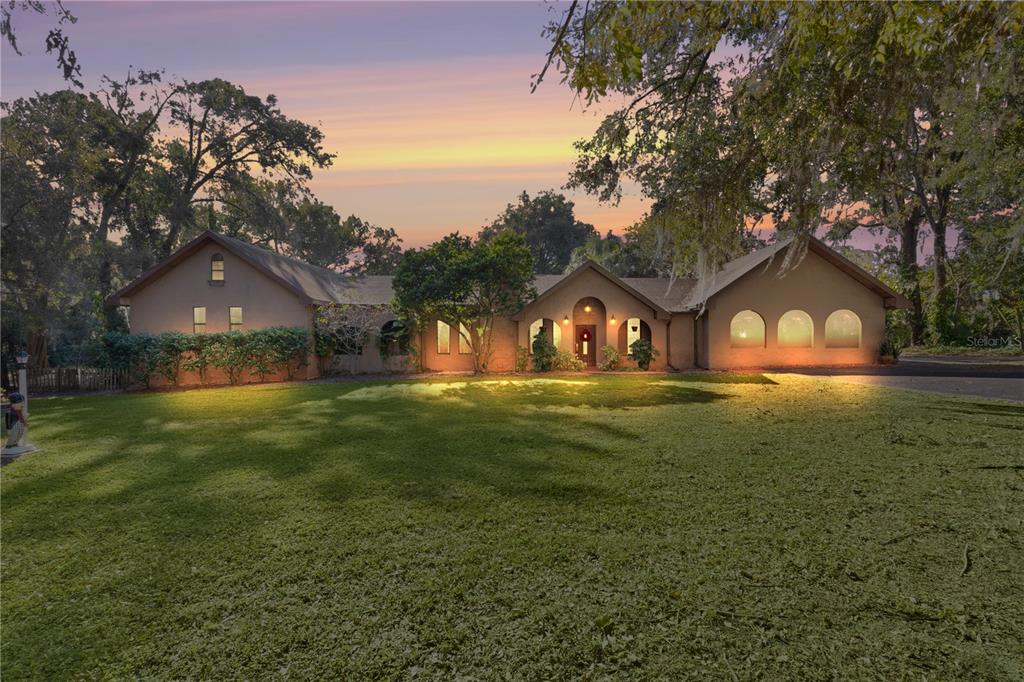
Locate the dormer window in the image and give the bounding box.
[211,253,225,282]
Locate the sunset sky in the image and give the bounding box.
[1,1,649,247]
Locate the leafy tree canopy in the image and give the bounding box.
[539,1,1023,291]
[1,1,81,85]
[393,232,535,372]
[479,190,596,274]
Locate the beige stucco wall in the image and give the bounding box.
[704,250,885,369]
[125,242,318,382]
[667,313,696,369]
[325,311,414,375]
[128,242,313,334]
[418,317,519,372]
[516,268,670,370]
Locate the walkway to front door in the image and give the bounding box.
[575,325,596,367]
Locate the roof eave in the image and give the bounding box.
[106,230,318,306]
[512,261,669,321]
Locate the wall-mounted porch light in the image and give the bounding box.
[562,315,570,325]
[583,304,592,313]
[609,315,616,325]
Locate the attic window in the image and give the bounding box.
[211,253,225,282]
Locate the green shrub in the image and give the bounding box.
[260,326,310,380]
[599,345,619,371]
[180,334,213,384]
[515,345,529,373]
[206,332,252,385]
[98,328,309,386]
[629,339,659,370]
[94,332,161,386]
[879,331,905,360]
[552,350,584,371]
[154,332,189,385]
[531,329,557,372]
[928,288,972,345]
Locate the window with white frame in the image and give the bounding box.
[211,253,225,281]
[193,306,207,333]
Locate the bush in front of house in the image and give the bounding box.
[531,329,557,372]
[879,330,905,363]
[515,345,529,373]
[599,345,619,371]
[629,339,659,370]
[96,327,310,386]
[552,350,585,371]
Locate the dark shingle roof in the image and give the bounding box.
[111,231,908,311]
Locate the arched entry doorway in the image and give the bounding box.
[572,297,606,367]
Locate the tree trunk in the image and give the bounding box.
[899,209,926,345]
[27,329,49,369]
[932,217,947,296]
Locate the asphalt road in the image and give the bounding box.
[788,357,1024,403]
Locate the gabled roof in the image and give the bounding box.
[516,236,909,317]
[109,231,909,312]
[107,230,368,306]
[681,236,910,309]
[513,260,672,320]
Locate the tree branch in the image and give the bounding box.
[532,0,578,94]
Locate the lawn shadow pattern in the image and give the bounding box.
[2,374,1022,680]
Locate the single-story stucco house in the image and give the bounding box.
[107,230,909,381]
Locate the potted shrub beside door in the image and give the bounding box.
[629,339,659,370]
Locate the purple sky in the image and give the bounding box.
[2,1,649,247]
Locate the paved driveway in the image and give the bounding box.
[787,357,1024,403]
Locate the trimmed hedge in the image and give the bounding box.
[94,327,310,386]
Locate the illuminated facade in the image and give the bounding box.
[108,231,910,382]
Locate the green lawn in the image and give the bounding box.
[2,374,1022,679]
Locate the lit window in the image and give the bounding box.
[193,307,207,333]
[529,319,562,353]
[626,318,642,351]
[229,306,243,331]
[778,310,813,348]
[619,318,651,355]
[436,320,450,354]
[458,323,472,354]
[529,319,544,352]
[825,309,861,348]
[211,253,224,281]
[730,310,765,348]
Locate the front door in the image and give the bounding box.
[575,325,596,367]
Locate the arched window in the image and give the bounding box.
[618,318,651,354]
[379,320,410,356]
[730,310,765,348]
[529,318,544,349]
[778,310,813,348]
[436,320,450,354]
[458,323,473,354]
[211,253,225,281]
[825,309,861,348]
[528,318,561,353]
